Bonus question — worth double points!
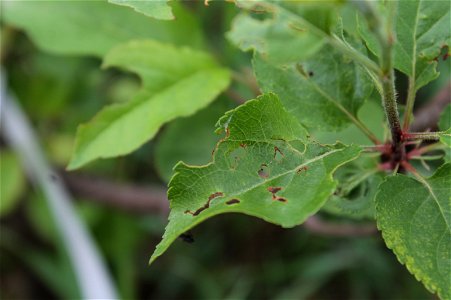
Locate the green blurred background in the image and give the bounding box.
[1,1,449,299]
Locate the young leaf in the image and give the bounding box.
[2,1,203,57]
[108,0,174,20]
[150,93,361,264]
[68,40,230,170]
[253,45,373,131]
[359,0,451,90]
[376,164,451,300]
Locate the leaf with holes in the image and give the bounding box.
[150,93,361,264]
[108,0,174,20]
[68,40,230,169]
[376,163,451,300]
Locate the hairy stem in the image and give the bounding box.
[403,76,416,131]
[355,1,404,162]
[404,131,446,141]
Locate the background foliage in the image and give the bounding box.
[1,1,450,299]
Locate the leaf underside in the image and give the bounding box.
[376,163,451,300]
[150,93,361,264]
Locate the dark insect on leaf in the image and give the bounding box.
[179,232,195,243]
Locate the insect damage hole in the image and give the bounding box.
[229,146,246,170]
[296,166,308,175]
[274,146,284,162]
[258,163,270,178]
[185,192,224,216]
[267,186,287,203]
[226,199,240,205]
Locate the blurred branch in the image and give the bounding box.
[62,172,377,237]
[303,216,378,237]
[410,83,451,132]
[232,68,261,96]
[62,172,169,215]
[225,89,245,104]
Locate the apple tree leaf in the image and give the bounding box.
[376,163,451,300]
[68,40,230,169]
[150,93,361,264]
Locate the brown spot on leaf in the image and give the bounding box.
[209,192,224,201]
[267,186,282,194]
[185,192,224,217]
[267,186,287,203]
[275,197,287,203]
[296,166,308,175]
[226,199,240,205]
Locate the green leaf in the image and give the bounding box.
[0,151,25,216]
[2,1,203,57]
[155,97,235,182]
[323,156,383,219]
[108,0,174,20]
[439,129,451,148]
[439,104,451,148]
[314,97,385,145]
[359,0,451,90]
[253,45,373,131]
[68,40,230,170]
[227,3,332,64]
[439,104,451,132]
[376,163,451,300]
[150,93,361,264]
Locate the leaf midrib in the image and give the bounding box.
[176,145,343,201]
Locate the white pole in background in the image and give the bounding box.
[0,72,119,300]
